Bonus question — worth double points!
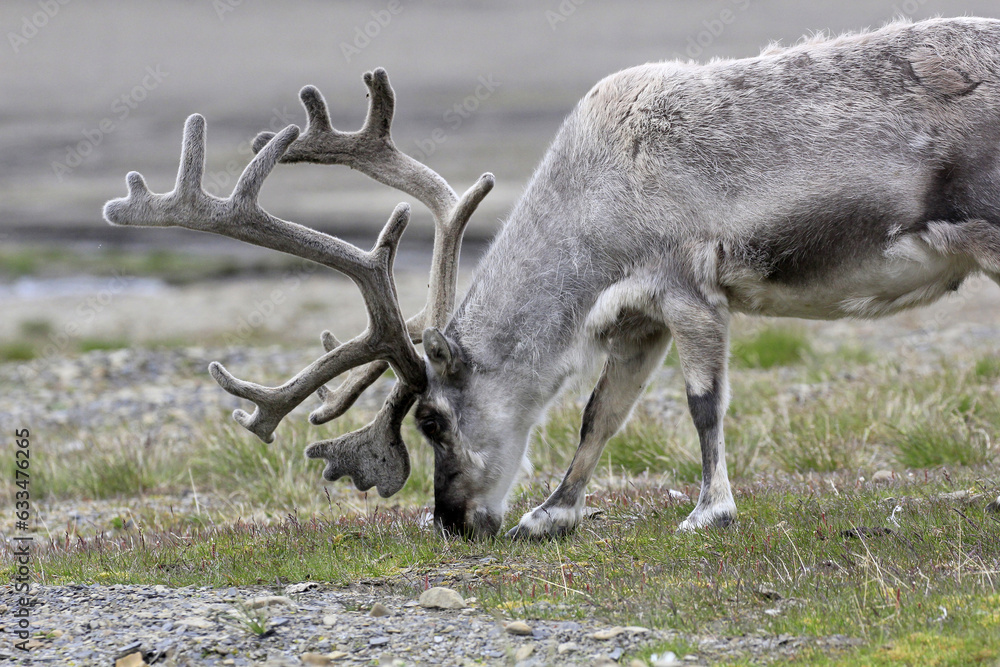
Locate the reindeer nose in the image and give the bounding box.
[433,501,468,537]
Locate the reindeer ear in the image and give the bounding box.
[423,328,466,379]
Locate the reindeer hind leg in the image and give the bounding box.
[667,296,736,531]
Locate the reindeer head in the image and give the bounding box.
[104,69,504,537]
[412,328,540,537]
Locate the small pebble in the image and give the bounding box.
[418,587,466,610]
[505,621,533,636]
[871,470,895,483]
[592,626,625,640]
[515,644,535,660]
[558,641,579,654]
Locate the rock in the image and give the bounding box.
[871,470,894,484]
[115,653,148,667]
[840,526,892,539]
[115,641,143,658]
[754,585,782,601]
[284,582,320,595]
[177,616,214,629]
[558,642,579,654]
[504,621,533,636]
[937,490,979,502]
[418,587,466,610]
[592,626,625,640]
[515,644,535,660]
[624,626,651,634]
[651,652,680,667]
[630,660,649,667]
[246,595,295,610]
[369,636,389,646]
[369,602,390,617]
[322,615,337,626]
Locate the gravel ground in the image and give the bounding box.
[0,581,862,666]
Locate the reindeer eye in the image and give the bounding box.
[419,415,445,438]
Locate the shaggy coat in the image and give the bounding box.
[417,17,1000,537]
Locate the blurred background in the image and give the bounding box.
[2,0,999,361]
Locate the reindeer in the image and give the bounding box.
[105,17,1000,538]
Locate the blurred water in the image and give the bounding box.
[0,276,165,300]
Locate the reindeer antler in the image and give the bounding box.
[253,69,493,423]
[104,70,492,497]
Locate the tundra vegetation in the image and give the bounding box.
[5,320,998,664]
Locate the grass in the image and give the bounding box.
[0,340,38,362]
[13,472,999,665]
[221,601,274,637]
[0,245,313,284]
[731,325,812,369]
[76,337,131,353]
[6,331,1000,664]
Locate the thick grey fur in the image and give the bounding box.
[416,17,1000,537]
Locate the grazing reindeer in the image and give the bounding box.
[105,17,1000,539]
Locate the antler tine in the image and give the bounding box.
[104,116,426,445]
[310,334,389,425]
[252,68,457,223]
[253,69,494,422]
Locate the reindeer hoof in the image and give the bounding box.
[677,502,737,532]
[506,505,582,540]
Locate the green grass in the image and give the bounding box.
[0,245,313,284]
[731,325,812,369]
[18,318,54,338]
[0,341,37,361]
[974,354,1000,382]
[14,472,999,665]
[77,337,131,353]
